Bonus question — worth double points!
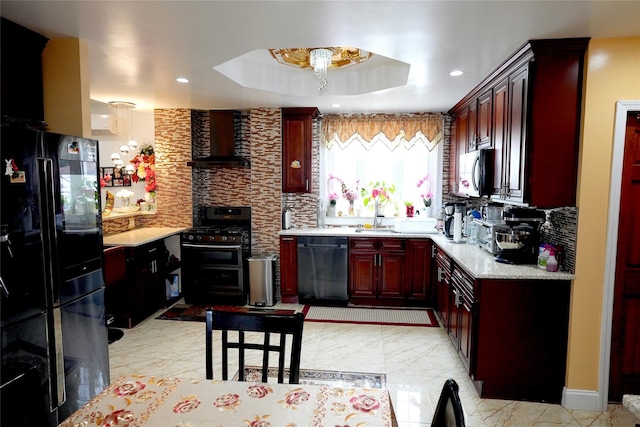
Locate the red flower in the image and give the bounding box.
[350,394,380,413]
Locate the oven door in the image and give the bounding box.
[181,243,245,304]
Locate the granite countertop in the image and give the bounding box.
[280,227,575,281]
[103,227,186,247]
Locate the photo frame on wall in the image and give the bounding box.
[100,167,131,187]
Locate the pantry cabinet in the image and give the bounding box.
[450,38,589,207]
[281,107,318,193]
[349,238,406,305]
[279,235,298,303]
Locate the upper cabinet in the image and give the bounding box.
[282,107,318,193]
[449,38,589,207]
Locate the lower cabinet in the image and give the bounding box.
[405,239,433,305]
[432,242,571,403]
[349,238,406,305]
[279,236,298,303]
[106,240,169,328]
[433,246,452,328]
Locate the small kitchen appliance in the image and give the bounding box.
[475,219,511,254]
[443,202,466,239]
[493,207,545,264]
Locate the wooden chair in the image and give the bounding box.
[205,308,304,384]
[431,379,466,427]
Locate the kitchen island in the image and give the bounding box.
[280,226,573,403]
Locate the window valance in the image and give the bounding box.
[321,113,443,151]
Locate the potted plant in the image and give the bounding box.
[327,192,338,217]
[404,201,415,218]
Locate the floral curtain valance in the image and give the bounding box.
[321,113,444,151]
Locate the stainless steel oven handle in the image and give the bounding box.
[181,243,242,250]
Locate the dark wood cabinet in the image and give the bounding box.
[282,107,318,193]
[449,266,476,373]
[405,239,433,304]
[279,236,298,303]
[450,38,589,207]
[106,240,168,328]
[433,246,452,329]
[349,237,406,305]
[1,17,48,126]
[432,241,571,403]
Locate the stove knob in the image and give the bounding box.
[188,235,194,241]
[221,236,228,242]
[196,235,203,242]
[230,236,237,242]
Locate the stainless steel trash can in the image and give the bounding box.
[248,254,277,307]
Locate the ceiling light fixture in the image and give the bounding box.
[176,77,189,83]
[449,70,464,77]
[269,46,373,92]
[109,101,138,173]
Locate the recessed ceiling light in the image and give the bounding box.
[331,103,341,108]
[176,77,189,83]
[449,70,464,77]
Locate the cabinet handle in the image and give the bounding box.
[438,267,444,282]
[453,288,462,307]
[431,245,436,258]
[282,237,294,241]
[306,179,309,191]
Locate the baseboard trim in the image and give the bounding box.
[562,387,604,411]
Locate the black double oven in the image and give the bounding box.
[181,206,251,305]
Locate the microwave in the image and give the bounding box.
[458,149,494,197]
[475,219,510,255]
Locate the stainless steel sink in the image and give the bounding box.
[354,228,397,233]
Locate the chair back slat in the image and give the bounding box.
[205,308,304,384]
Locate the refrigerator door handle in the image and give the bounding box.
[50,307,66,409]
[0,275,9,298]
[37,158,61,306]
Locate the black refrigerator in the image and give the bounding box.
[0,126,110,426]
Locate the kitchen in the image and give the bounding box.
[1,1,639,425]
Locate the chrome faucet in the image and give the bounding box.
[374,197,382,228]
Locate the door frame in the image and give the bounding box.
[599,100,640,411]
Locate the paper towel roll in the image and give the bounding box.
[453,212,463,242]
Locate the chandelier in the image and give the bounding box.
[108,101,138,174]
[269,46,373,92]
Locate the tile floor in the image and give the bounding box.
[107,303,640,427]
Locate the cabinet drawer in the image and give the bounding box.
[435,249,452,272]
[452,267,475,300]
[379,238,405,252]
[350,238,378,251]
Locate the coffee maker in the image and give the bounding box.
[494,207,545,264]
[443,202,465,240]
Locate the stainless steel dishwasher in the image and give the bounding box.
[297,236,349,303]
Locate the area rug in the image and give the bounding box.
[155,304,295,322]
[303,305,439,327]
[233,366,386,389]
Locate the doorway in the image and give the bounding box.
[598,101,640,410]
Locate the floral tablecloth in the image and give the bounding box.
[59,374,397,427]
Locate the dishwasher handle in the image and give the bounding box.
[298,243,347,248]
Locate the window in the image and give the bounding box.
[320,114,443,222]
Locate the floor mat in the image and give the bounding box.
[233,366,387,389]
[303,305,439,327]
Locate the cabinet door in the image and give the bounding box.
[349,251,377,298]
[279,236,298,301]
[378,252,405,299]
[458,293,475,373]
[435,251,451,328]
[491,78,508,198]
[477,89,493,149]
[282,108,318,193]
[406,239,432,302]
[504,65,528,203]
[468,102,478,151]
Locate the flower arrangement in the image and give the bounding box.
[328,192,339,206]
[100,172,112,188]
[360,181,396,209]
[417,174,433,207]
[328,174,359,202]
[130,145,156,195]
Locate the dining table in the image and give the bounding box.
[59,374,397,426]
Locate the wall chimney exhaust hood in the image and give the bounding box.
[187,110,250,168]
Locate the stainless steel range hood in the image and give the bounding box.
[187,110,250,168]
